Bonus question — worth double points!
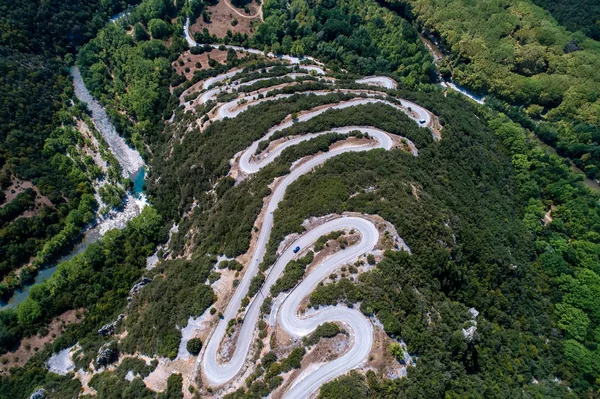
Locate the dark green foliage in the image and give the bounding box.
[248,273,265,298]
[0,189,36,228]
[318,371,369,399]
[148,19,172,39]
[89,372,156,399]
[219,260,243,271]
[303,322,342,346]
[270,251,314,296]
[0,0,136,56]
[0,208,164,398]
[531,0,600,40]
[0,207,164,348]
[77,2,185,156]
[261,351,277,368]
[260,296,273,314]
[251,0,435,87]
[186,337,202,355]
[366,254,376,265]
[0,52,98,291]
[313,231,343,252]
[158,373,183,399]
[0,0,140,298]
[134,23,151,41]
[116,357,157,379]
[149,92,356,257]
[281,347,305,372]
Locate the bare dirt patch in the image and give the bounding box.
[359,325,408,380]
[0,309,82,375]
[1,177,54,217]
[190,0,261,39]
[173,49,244,81]
[543,205,556,226]
[272,332,349,399]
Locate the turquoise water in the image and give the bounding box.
[131,167,146,197]
[0,169,146,311]
[0,230,99,310]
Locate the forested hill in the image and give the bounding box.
[531,0,600,40]
[0,0,136,56]
[388,0,600,181]
[3,0,600,397]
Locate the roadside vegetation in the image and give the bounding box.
[251,0,436,87]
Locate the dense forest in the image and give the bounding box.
[250,0,436,88]
[388,0,600,181]
[77,0,189,156]
[531,0,600,40]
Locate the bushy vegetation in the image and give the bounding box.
[0,56,100,298]
[5,0,600,397]
[270,251,314,296]
[116,357,158,379]
[0,207,164,397]
[0,0,147,300]
[531,0,600,40]
[186,337,202,355]
[303,322,342,346]
[86,369,182,399]
[248,87,600,395]
[77,2,188,156]
[251,0,435,87]
[122,257,215,359]
[394,0,600,179]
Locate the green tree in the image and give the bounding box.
[16,298,42,325]
[148,19,171,39]
[134,23,150,41]
[556,303,590,341]
[186,338,202,355]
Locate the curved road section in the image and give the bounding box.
[199,125,398,386]
[198,103,422,397]
[188,46,436,397]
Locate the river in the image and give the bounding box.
[0,69,147,310]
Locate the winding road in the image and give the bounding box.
[187,43,438,397]
[199,125,402,393]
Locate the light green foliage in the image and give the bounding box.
[555,303,590,341]
[186,338,203,355]
[398,0,600,179]
[148,19,172,39]
[388,342,404,359]
[16,299,42,325]
[77,0,182,156]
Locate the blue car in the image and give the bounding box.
[293,246,301,254]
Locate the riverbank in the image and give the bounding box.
[0,69,148,311]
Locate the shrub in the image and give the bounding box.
[187,338,203,355]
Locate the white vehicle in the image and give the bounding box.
[419,118,426,124]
